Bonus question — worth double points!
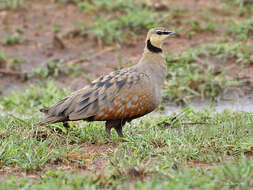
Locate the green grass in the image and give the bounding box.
[224,0,253,7]
[79,9,164,45]
[186,18,217,33]
[0,82,253,189]
[0,0,26,10]
[223,0,253,16]
[76,0,138,11]
[27,59,90,80]
[226,17,253,41]
[2,32,21,45]
[0,51,23,71]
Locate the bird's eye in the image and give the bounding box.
[156,31,162,35]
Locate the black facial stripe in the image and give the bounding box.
[156,31,173,35]
[162,31,171,35]
[147,39,162,53]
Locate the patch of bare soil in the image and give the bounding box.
[188,160,216,169]
[67,142,118,171]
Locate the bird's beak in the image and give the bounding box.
[168,31,176,36]
[163,31,176,41]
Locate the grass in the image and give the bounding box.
[76,0,138,11]
[164,42,252,104]
[0,82,253,189]
[0,159,252,189]
[226,17,253,41]
[27,59,90,80]
[186,18,217,33]
[0,0,26,10]
[2,32,21,45]
[224,0,253,8]
[80,10,163,45]
[0,51,23,71]
[223,0,253,16]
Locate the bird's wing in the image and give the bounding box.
[68,68,153,121]
[39,68,153,124]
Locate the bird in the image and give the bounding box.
[38,27,175,138]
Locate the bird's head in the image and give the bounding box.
[145,27,176,53]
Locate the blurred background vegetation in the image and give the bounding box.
[1,0,253,104]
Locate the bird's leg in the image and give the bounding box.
[63,122,70,129]
[105,121,113,139]
[114,120,125,137]
[115,125,124,138]
[106,120,129,140]
[114,120,127,138]
[62,121,71,134]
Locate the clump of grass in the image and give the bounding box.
[0,0,26,10]
[224,0,253,7]
[0,51,23,71]
[28,59,90,80]
[181,13,219,39]
[226,17,253,41]
[53,0,76,3]
[164,42,252,103]
[28,60,64,79]
[223,0,253,15]
[2,32,21,45]
[201,42,253,64]
[169,7,187,19]
[77,0,137,11]
[187,18,216,33]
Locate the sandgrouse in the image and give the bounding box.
[38,27,175,138]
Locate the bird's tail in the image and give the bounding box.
[37,116,66,126]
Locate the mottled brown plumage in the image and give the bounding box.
[38,27,175,138]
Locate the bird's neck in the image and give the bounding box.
[141,40,166,83]
[145,39,162,54]
[141,41,166,76]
